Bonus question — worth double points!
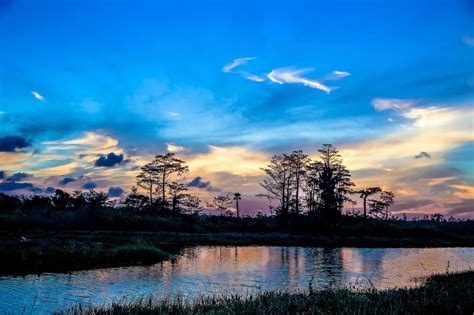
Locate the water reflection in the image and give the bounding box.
[0,247,472,314]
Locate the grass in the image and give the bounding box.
[58,271,474,314]
[0,231,182,276]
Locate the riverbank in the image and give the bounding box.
[0,230,181,276]
[1,229,473,276]
[59,271,474,314]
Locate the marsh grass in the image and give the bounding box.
[0,233,181,275]
[58,271,474,315]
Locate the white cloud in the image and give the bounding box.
[222,57,256,72]
[31,91,45,101]
[243,73,265,82]
[371,98,416,111]
[166,143,186,153]
[267,68,335,93]
[168,112,180,117]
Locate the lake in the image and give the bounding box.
[1,246,473,314]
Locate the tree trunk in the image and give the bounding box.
[363,196,367,218]
[149,174,153,206]
[236,200,239,218]
[162,172,166,209]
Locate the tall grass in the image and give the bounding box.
[59,271,474,315]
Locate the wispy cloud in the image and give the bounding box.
[222,57,256,72]
[31,91,45,101]
[222,57,265,82]
[462,36,474,46]
[267,68,336,93]
[371,98,416,111]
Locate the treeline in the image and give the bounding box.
[258,144,394,223]
[0,144,451,225]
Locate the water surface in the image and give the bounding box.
[1,246,472,314]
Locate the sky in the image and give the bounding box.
[0,0,473,217]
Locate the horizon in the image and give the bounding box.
[0,0,473,218]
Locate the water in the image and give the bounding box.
[0,246,473,314]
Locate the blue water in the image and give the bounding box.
[0,246,473,314]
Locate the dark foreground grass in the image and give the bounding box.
[0,231,181,275]
[59,271,474,315]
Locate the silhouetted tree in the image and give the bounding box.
[380,190,395,219]
[358,187,382,218]
[168,182,192,212]
[137,153,189,210]
[51,189,74,211]
[316,144,354,220]
[124,186,148,209]
[259,154,294,222]
[287,150,309,214]
[233,192,241,218]
[210,194,233,216]
[136,162,160,206]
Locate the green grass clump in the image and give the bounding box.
[59,271,474,315]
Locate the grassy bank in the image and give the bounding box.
[0,231,181,276]
[59,271,474,314]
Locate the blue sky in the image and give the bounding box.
[0,0,473,217]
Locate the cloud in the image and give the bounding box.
[243,73,265,82]
[267,68,338,93]
[187,176,216,191]
[0,171,4,179]
[45,187,56,194]
[6,172,31,182]
[222,57,256,72]
[0,181,34,192]
[82,181,97,189]
[0,136,31,152]
[222,57,265,82]
[415,151,431,159]
[94,152,124,167]
[108,186,124,197]
[59,177,76,185]
[371,98,416,111]
[463,36,474,46]
[166,143,186,153]
[31,91,45,101]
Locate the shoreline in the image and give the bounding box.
[1,230,473,276]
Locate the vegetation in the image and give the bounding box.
[0,230,181,276]
[59,271,474,314]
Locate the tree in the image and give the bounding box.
[124,186,148,209]
[210,194,233,216]
[233,192,242,218]
[136,153,189,210]
[259,154,295,222]
[316,144,354,220]
[303,161,321,214]
[168,182,190,212]
[287,150,309,214]
[358,187,382,218]
[379,191,395,219]
[136,162,160,206]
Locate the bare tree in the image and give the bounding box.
[380,190,395,219]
